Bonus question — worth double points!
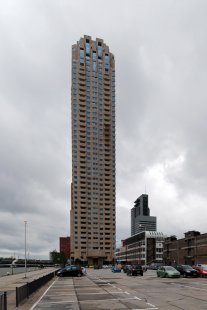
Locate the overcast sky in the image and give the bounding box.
[1,0,207,259]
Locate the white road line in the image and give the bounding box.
[147,302,158,307]
[45,293,76,296]
[51,286,74,288]
[178,284,207,291]
[132,308,158,310]
[80,297,139,302]
[125,291,130,294]
[29,278,57,310]
[76,291,128,295]
[109,291,129,294]
[74,284,104,287]
[134,296,142,300]
[37,300,77,304]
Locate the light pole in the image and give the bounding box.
[24,220,27,278]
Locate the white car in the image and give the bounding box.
[81,267,87,275]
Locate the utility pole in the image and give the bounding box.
[24,220,27,278]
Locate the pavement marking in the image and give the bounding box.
[132,308,158,310]
[147,302,158,308]
[190,281,207,287]
[77,291,129,295]
[78,292,116,295]
[29,278,57,310]
[177,284,207,291]
[54,284,74,286]
[109,291,129,294]
[37,300,77,304]
[134,296,142,300]
[45,293,76,296]
[79,297,141,302]
[75,284,106,287]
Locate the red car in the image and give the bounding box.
[192,265,207,277]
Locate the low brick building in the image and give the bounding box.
[59,236,71,259]
[163,231,207,266]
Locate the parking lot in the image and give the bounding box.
[30,268,207,309]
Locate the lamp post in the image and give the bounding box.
[24,220,27,278]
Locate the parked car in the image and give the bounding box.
[157,266,180,278]
[142,265,149,271]
[192,265,207,277]
[150,263,164,270]
[175,265,198,277]
[127,265,143,276]
[196,264,207,267]
[111,266,122,273]
[57,265,83,277]
[123,265,131,273]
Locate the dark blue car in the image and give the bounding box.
[111,266,121,273]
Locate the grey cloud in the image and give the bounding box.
[1,0,207,258]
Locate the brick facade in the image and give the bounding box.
[163,231,207,265]
[59,237,71,258]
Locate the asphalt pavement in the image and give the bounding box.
[2,268,207,309]
[0,267,58,310]
[28,268,207,310]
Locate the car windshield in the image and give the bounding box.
[182,265,192,269]
[165,266,176,271]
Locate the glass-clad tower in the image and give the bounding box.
[70,35,116,266]
[131,194,157,236]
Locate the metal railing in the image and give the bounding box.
[0,292,7,310]
[16,271,57,307]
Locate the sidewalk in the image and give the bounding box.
[0,267,57,309]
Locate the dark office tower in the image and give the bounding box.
[70,35,116,266]
[131,194,157,236]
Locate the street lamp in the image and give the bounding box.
[24,220,27,278]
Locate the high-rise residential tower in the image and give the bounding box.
[131,194,157,235]
[70,35,116,266]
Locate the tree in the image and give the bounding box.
[50,250,67,265]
